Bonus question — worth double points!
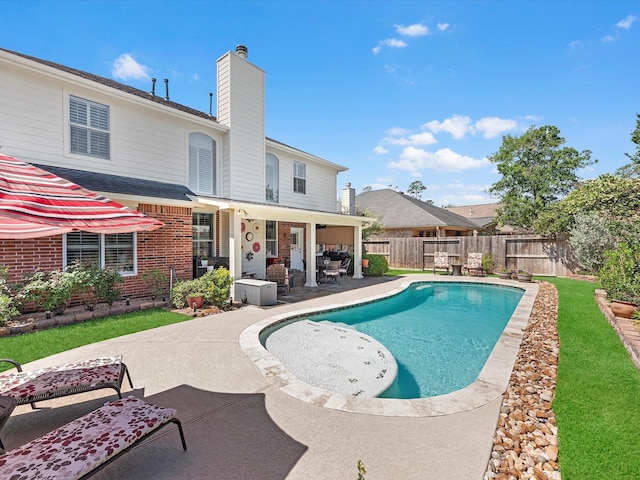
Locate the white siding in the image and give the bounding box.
[217,52,265,202]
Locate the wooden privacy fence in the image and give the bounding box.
[364,234,576,276]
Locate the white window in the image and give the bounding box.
[266,220,277,257]
[193,213,214,259]
[265,153,279,203]
[64,232,136,275]
[69,96,110,159]
[189,133,216,195]
[293,161,306,194]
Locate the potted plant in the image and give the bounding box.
[200,254,208,268]
[517,270,533,282]
[599,241,640,318]
[496,267,512,280]
[186,291,205,310]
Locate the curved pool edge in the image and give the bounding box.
[239,275,539,417]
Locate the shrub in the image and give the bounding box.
[482,253,494,274]
[362,254,388,277]
[0,266,19,326]
[200,267,232,306]
[599,241,640,304]
[94,268,123,306]
[171,278,206,309]
[142,268,167,299]
[19,269,80,315]
[66,262,101,310]
[569,212,616,274]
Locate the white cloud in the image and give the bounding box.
[373,38,408,54]
[568,40,583,50]
[602,34,617,42]
[111,53,151,81]
[388,146,490,174]
[386,127,410,136]
[423,115,474,139]
[474,117,517,138]
[395,23,429,37]
[616,15,637,29]
[373,146,389,154]
[437,23,449,32]
[382,131,438,146]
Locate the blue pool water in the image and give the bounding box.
[269,282,523,399]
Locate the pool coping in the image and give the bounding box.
[239,276,539,417]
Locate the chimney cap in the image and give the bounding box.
[235,45,248,59]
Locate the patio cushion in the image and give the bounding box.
[0,356,126,405]
[0,396,182,480]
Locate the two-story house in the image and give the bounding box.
[0,45,368,298]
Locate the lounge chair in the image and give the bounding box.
[0,355,132,409]
[433,252,451,275]
[463,252,484,276]
[0,395,186,479]
[266,263,290,294]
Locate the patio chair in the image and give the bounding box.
[0,355,132,410]
[433,252,451,275]
[266,263,290,294]
[339,258,351,282]
[463,252,484,276]
[324,260,342,284]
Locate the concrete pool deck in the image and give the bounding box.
[2,274,537,480]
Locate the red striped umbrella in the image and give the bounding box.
[0,153,164,239]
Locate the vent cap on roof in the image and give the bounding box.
[235,45,248,59]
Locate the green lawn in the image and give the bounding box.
[0,309,192,372]
[544,277,640,479]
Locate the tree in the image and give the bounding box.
[488,125,595,230]
[407,180,426,199]
[615,113,640,178]
[534,175,640,235]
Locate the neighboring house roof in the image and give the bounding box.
[355,189,479,230]
[445,203,501,229]
[35,164,195,202]
[0,47,325,164]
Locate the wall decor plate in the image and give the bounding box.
[241,222,246,232]
[253,223,260,232]
[245,232,253,241]
[246,251,254,261]
[253,242,261,252]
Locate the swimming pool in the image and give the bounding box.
[240,276,538,417]
[264,282,522,399]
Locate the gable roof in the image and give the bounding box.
[445,203,501,229]
[355,189,478,229]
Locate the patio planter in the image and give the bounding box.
[186,295,204,310]
[610,300,638,319]
[517,273,533,282]
[498,272,512,280]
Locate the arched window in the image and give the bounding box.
[189,133,216,195]
[265,153,279,203]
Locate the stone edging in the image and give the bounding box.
[594,289,640,369]
[0,298,169,337]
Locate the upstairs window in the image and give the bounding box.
[189,133,216,195]
[69,96,110,159]
[293,161,306,194]
[265,153,279,203]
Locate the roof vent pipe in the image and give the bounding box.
[164,78,169,101]
[235,45,248,59]
[209,92,213,116]
[150,78,156,97]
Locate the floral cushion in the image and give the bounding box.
[0,356,123,404]
[0,396,178,480]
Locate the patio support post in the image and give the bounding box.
[304,222,318,287]
[353,223,363,279]
[228,209,243,298]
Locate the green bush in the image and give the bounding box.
[170,278,204,309]
[19,269,80,315]
[66,262,101,310]
[94,268,123,306]
[363,254,388,277]
[0,266,19,326]
[142,268,167,299]
[599,241,640,304]
[200,267,232,306]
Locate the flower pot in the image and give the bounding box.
[517,274,532,282]
[498,272,512,280]
[362,259,369,268]
[206,266,214,272]
[200,260,208,267]
[610,300,638,319]
[186,295,204,310]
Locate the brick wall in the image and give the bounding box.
[0,203,193,300]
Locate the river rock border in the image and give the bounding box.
[484,281,561,480]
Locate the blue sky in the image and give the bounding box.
[2,0,639,206]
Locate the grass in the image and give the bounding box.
[542,277,640,479]
[0,308,192,372]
